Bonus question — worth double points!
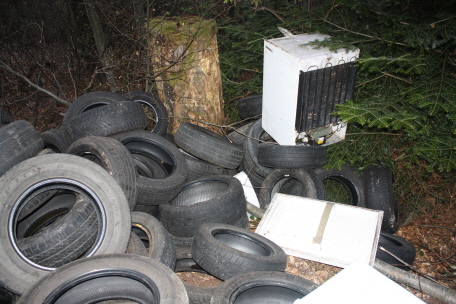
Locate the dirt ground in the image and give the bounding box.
[177,202,455,303]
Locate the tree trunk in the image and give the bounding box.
[148,16,224,134]
[84,0,118,92]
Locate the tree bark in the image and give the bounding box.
[84,0,117,92]
[148,16,224,134]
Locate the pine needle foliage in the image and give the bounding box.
[205,0,455,209]
[215,0,455,173]
[311,0,456,173]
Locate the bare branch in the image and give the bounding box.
[0,60,71,107]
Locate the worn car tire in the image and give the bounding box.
[0,109,13,126]
[123,91,168,136]
[226,121,253,145]
[63,91,125,124]
[64,100,147,143]
[240,153,265,195]
[159,176,247,238]
[243,119,274,178]
[364,165,399,233]
[0,120,43,177]
[314,164,365,207]
[126,231,149,256]
[16,254,189,304]
[174,247,217,304]
[130,211,176,270]
[16,194,98,269]
[16,191,76,238]
[66,135,138,209]
[0,285,16,304]
[112,130,188,205]
[376,232,416,270]
[170,214,249,248]
[175,122,244,169]
[181,149,231,182]
[211,271,318,304]
[192,223,287,280]
[237,94,262,120]
[259,168,326,210]
[40,128,69,153]
[0,154,131,295]
[258,143,327,169]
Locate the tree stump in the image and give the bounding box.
[148,17,224,134]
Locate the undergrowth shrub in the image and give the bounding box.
[213,0,455,213]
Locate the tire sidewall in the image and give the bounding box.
[0,154,131,295]
[16,254,188,304]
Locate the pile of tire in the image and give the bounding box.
[0,92,319,303]
[235,94,416,269]
[0,91,416,302]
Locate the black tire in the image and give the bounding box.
[314,164,366,207]
[174,247,217,304]
[181,149,228,182]
[16,190,60,222]
[240,153,265,195]
[192,223,287,280]
[0,109,14,126]
[0,120,43,177]
[259,168,326,210]
[133,203,160,218]
[243,119,274,178]
[16,254,189,304]
[159,176,247,238]
[364,165,399,233]
[183,283,217,304]
[131,211,176,270]
[64,100,147,143]
[112,130,188,205]
[66,136,138,209]
[376,232,416,270]
[258,143,327,169]
[40,128,69,153]
[0,285,16,304]
[126,231,149,256]
[123,91,168,136]
[15,191,75,238]
[211,271,318,304]
[16,194,98,269]
[226,121,253,145]
[175,122,244,169]
[237,95,262,120]
[170,212,249,249]
[172,235,195,247]
[0,154,131,295]
[63,91,125,124]
[175,246,206,274]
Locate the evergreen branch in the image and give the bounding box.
[253,7,284,22]
[382,72,412,84]
[431,54,447,115]
[318,17,407,47]
[356,74,386,87]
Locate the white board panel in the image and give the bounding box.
[294,262,425,304]
[255,193,382,268]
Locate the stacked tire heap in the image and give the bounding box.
[234,95,416,269]
[0,91,415,303]
[0,92,317,304]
